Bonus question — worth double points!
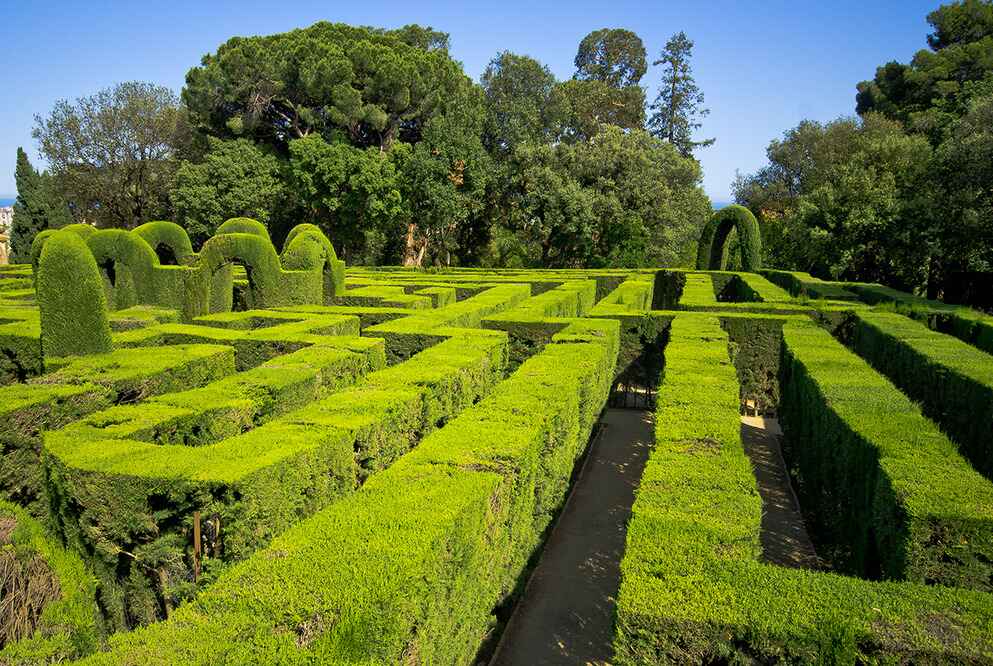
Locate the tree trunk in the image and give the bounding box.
[926,254,942,300]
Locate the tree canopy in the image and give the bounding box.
[735,1,993,299]
[15,20,712,270]
[648,32,714,157]
[573,28,648,88]
[183,22,464,152]
[32,81,189,229]
[170,137,285,247]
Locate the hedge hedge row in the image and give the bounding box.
[760,269,860,301]
[720,272,793,303]
[0,499,101,664]
[1,344,235,517]
[76,316,618,664]
[45,328,507,630]
[781,321,993,590]
[613,314,993,664]
[113,311,363,370]
[845,282,993,356]
[676,273,719,308]
[848,310,993,480]
[28,220,346,324]
[590,276,654,316]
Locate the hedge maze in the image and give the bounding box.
[1,223,993,663]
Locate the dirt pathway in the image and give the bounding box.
[740,416,819,569]
[490,408,654,666]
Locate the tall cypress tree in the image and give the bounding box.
[648,32,714,157]
[10,148,70,263]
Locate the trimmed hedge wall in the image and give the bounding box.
[45,330,506,630]
[1,344,235,516]
[29,220,346,328]
[0,499,102,664]
[613,314,993,664]
[75,318,618,664]
[695,204,762,271]
[847,310,993,480]
[761,269,860,301]
[36,231,113,358]
[781,321,993,590]
[132,221,196,265]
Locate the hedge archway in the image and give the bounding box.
[695,204,762,272]
[281,224,345,302]
[132,221,196,265]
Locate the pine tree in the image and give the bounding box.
[10,148,70,262]
[648,32,715,157]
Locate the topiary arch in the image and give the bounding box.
[695,204,762,272]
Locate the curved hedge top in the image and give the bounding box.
[281,225,338,267]
[696,204,762,272]
[36,229,112,358]
[215,217,271,241]
[30,224,97,281]
[133,221,196,265]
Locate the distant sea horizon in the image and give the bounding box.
[0,198,14,207]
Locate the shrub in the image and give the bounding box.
[0,499,102,663]
[75,318,618,664]
[36,230,112,358]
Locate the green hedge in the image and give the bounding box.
[0,318,43,384]
[114,311,363,370]
[848,310,993,480]
[613,314,993,664]
[714,272,793,303]
[676,272,718,308]
[761,269,860,301]
[845,282,993,356]
[45,331,506,630]
[781,321,993,590]
[0,500,102,664]
[132,221,196,265]
[36,230,113,358]
[695,204,762,271]
[1,344,234,516]
[76,317,617,665]
[29,220,345,325]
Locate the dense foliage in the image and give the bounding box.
[14,22,711,269]
[32,82,191,229]
[737,0,993,298]
[10,149,70,263]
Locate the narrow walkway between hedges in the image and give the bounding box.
[741,416,819,569]
[491,408,654,666]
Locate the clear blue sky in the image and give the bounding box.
[0,0,939,202]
